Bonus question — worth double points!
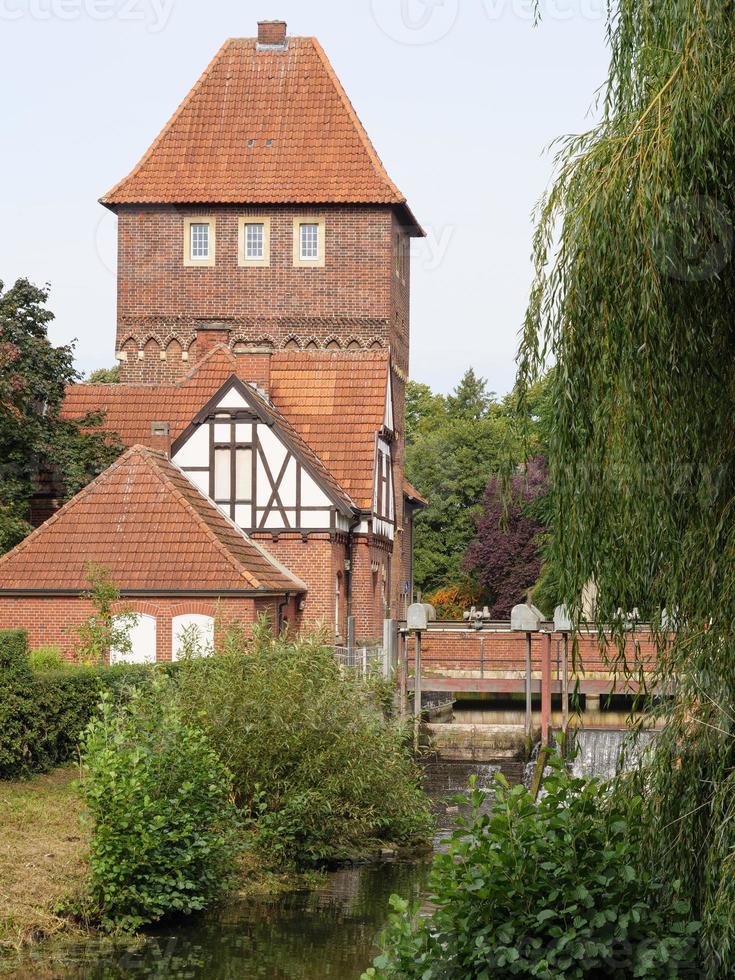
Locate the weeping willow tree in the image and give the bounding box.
[518,1,735,973]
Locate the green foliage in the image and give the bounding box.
[80,682,240,932]
[87,365,120,384]
[29,645,64,671]
[176,622,432,867]
[406,370,556,599]
[0,640,103,779]
[0,278,121,554]
[516,2,735,972]
[0,629,31,673]
[72,564,138,666]
[368,758,699,979]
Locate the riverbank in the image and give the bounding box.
[0,767,324,972]
[0,768,87,956]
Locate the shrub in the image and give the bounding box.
[367,756,700,979]
[29,645,65,671]
[0,629,30,673]
[81,681,240,932]
[177,624,432,867]
[0,657,104,779]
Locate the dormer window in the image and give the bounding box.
[293,217,325,267]
[184,217,216,267]
[238,217,271,267]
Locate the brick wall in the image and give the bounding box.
[414,628,659,674]
[0,595,265,662]
[115,204,407,382]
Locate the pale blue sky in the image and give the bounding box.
[0,0,608,395]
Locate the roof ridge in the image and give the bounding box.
[178,343,236,386]
[309,38,404,204]
[100,39,234,205]
[0,444,143,571]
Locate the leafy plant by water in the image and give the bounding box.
[366,757,699,979]
[79,681,240,932]
[176,621,433,866]
[516,1,735,972]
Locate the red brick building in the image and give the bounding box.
[0,20,426,659]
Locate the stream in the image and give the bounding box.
[10,760,514,980]
[9,732,639,978]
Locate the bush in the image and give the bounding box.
[0,635,180,779]
[29,645,65,671]
[81,681,240,932]
[0,629,30,673]
[367,755,700,979]
[177,625,432,867]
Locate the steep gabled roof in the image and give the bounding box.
[100,35,420,230]
[62,347,390,511]
[0,445,305,594]
[176,374,357,516]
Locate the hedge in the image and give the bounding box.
[0,630,181,779]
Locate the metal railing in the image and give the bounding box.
[333,644,386,678]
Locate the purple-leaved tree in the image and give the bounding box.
[464,457,548,619]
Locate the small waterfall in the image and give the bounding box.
[571,729,655,781]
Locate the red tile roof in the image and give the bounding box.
[100,35,419,229]
[0,445,305,594]
[62,347,389,511]
[403,479,428,508]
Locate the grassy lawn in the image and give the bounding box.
[0,768,87,955]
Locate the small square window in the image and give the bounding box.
[300,223,319,261]
[292,217,325,267]
[245,223,264,259]
[190,222,209,259]
[184,217,215,267]
[238,217,270,267]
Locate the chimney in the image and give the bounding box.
[257,20,287,47]
[195,322,232,357]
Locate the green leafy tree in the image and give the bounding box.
[0,279,121,553]
[73,564,138,666]
[87,365,120,384]
[518,1,735,970]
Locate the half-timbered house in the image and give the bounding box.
[0,20,427,659]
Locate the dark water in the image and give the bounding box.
[15,862,427,979]
[10,760,513,980]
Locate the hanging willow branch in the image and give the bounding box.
[518,1,735,972]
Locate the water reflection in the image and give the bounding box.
[16,863,428,980]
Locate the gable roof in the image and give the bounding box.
[100,36,421,230]
[177,374,357,516]
[0,445,305,594]
[62,347,390,511]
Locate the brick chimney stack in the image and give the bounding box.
[257,20,287,47]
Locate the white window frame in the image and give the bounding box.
[184,216,216,267]
[172,614,215,661]
[293,216,325,267]
[238,216,271,267]
[110,613,156,664]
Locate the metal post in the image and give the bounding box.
[382,618,395,679]
[362,645,368,678]
[413,631,422,754]
[479,636,484,679]
[399,631,408,722]
[561,633,569,737]
[347,615,356,668]
[525,631,533,739]
[541,631,552,745]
